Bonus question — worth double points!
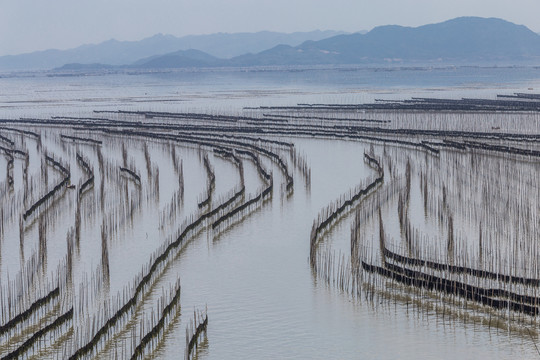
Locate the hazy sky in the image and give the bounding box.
[2,0,540,56]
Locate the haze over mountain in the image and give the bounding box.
[231,17,540,66]
[0,30,344,71]
[6,17,540,72]
[228,17,540,66]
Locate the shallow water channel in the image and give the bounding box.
[1,69,540,359]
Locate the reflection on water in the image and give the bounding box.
[0,68,539,359]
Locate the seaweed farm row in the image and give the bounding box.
[0,94,539,358]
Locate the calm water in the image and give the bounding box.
[1,67,540,359]
[2,66,540,117]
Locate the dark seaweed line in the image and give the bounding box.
[364,153,384,175]
[53,116,114,122]
[462,140,540,158]
[361,261,540,316]
[310,154,384,267]
[384,260,540,308]
[185,313,208,360]
[212,181,272,230]
[69,178,244,360]
[282,128,440,154]
[187,134,290,190]
[0,118,368,139]
[0,287,60,337]
[0,146,15,158]
[0,134,14,147]
[253,116,538,143]
[498,93,540,100]
[212,147,244,181]
[287,96,540,111]
[79,175,94,197]
[383,246,540,287]
[310,154,383,259]
[76,153,94,197]
[98,128,289,191]
[207,187,246,219]
[3,116,511,163]
[129,282,181,360]
[61,134,102,145]
[10,117,346,172]
[0,145,26,158]
[95,128,230,153]
[1,308,73,360]
[107,110,239,122]
[212,149,246,201]
[0,126,39,138]
[7,123,286,358]
[120,167,141,183]
[272,152,293,191]
[271,120,534,143]
[45,155,70,176]
[197,154,215,209]
[23,157,70,220]
[236,149,272,182]
[95,110,262,123]
[226,135,293,148]
[226,126,441,155]
[69,139,247,359]
[261,113,389,124]
[0,146,14,187]
[69,185,243,359]
[182,131,294,149]
[3,115,539,144]
[310,173,382,239]
[423,140,468,151]
[14,117,130,128]
[6,121,303,357]
[204,119,528,144]
[414,96,540,108]
[425,139,540,158]
[210,139,293,190]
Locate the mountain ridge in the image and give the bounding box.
[9,17,540,72]
[125,17,540,69]
[0,30,345,71]
[227,17,540,66]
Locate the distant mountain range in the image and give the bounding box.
[0,30,345,71]
[228,17,540,66]
[3,17,540,72]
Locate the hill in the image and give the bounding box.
[0,30,344,71]
[228,17,540,66]
[26,17,540,72]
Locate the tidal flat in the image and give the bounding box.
[1,67,540,359]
